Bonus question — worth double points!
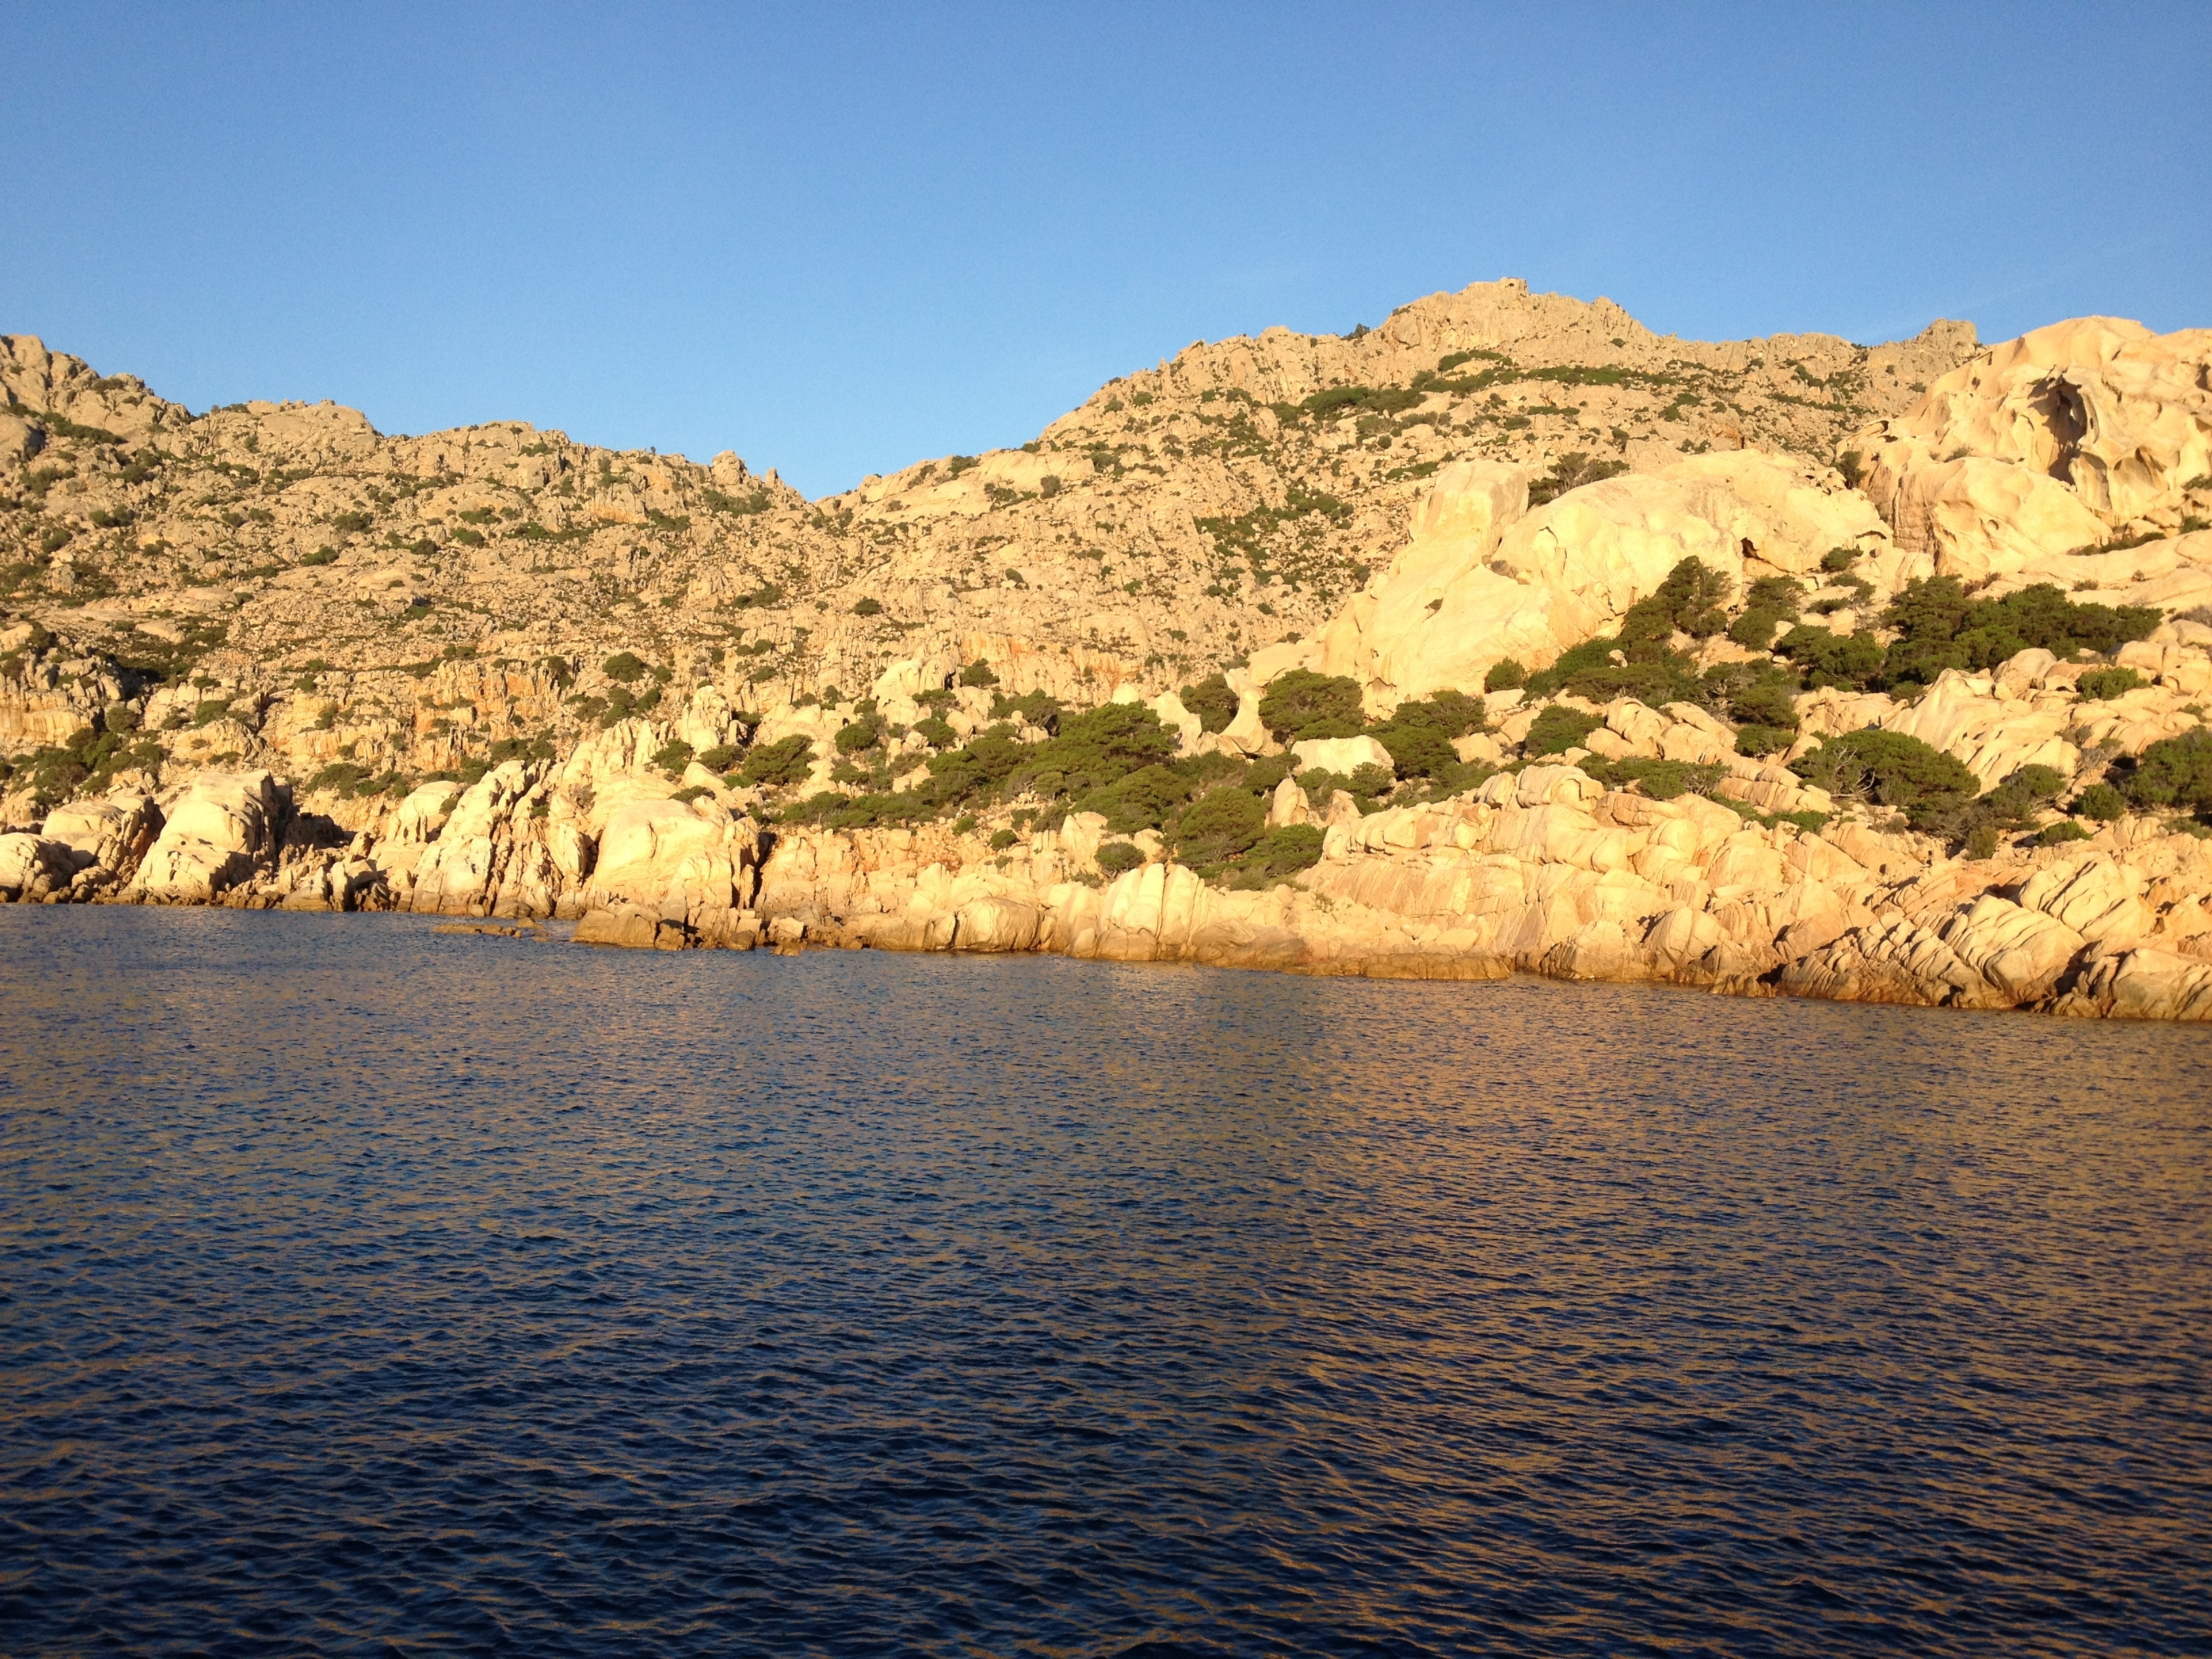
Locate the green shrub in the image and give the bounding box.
[1965,822,2002,860]
[1882,578,2159,686]
[1223,823,1326,887]
[1624,556,1734,640]
[1483,659,1527,692]
[1372,720,1456,778]
[1743,575,1805,617]
[1347,762,1396,800]
[1173,785,1266,866]
[1046,702,1178,784]
[1775,624,1886,689]
[2073,783,2127,821]
[2077,667,2144,700]
[958,659,999,687]
[989,827,1018,851]
[1701,660,1800,732]
[1519,559,1740,708]
[1386,687,1486,737]
[1523,705,1602,757]
[851,596,883,616]
[989,688,1062,731]
[1734,724,1795,757]
[299,546,337,567]
[1527,451,1628,506]
[651,739,695,777]
[1820,546,1860,574]
[308,761,369,794]
[2038,821,2093,845]
[2118,729,2212,814]
[1728,610,1783,651]
[697,743,739,771]
[103,705,140,735]
[1259,669,1364,741]
[1536,647,1704,709]
[489,734,557,764]
[1096,840,1145,876]
[913,715,957,748]
[834,716,882,755]
[1580,756,1722,800]
[1080,762,1190,834]
[1761,577,2165,695]
[1179,672,1239,734]
[1967,764,2067,837]
[1788,729,1980,831]
[739,735,815,787]
[602,652,648,684]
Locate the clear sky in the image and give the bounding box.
[6,3,2207,497]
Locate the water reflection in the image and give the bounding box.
[1,907,2206,1656]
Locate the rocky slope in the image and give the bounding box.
[6,287,2212,1019]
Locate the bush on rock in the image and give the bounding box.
[1789,729,1980,832]
[1259,670,1364,742]
[1095,840,1145,876]
[1523,705,1602,758]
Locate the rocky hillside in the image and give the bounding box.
[0,280,1967,813]
[7,284,2212,1019]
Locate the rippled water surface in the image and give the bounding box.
[3,908,2209,1656]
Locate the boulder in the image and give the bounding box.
[1865,454,2108,583]
[41,793,161,884]
[1863,316,2212,530]
[951,896,1042,953]
[1940,895,2086,1002]
[1258,449,1889,702]
[582,795,758,918]
[574,903,689,950]
[1291,735,1393,775]
[407,762,548,916]
[2018,856,2152,947]
[390,780,464,843]
[0,832,73,901]
[129,771,286,903]
[1841,668,2078,791]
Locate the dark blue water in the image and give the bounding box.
[2,908,2207,1656]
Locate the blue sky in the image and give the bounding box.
[6,3,2207,497]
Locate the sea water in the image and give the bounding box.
[3,907,2207,1656]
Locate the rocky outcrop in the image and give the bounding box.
[1860,317,2212,581]
[1254,449,1900,701]
[0,832,77,902]
[128,771,289,903]
[676,764,2212,1019]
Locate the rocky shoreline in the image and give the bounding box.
[6,737,2209,1021]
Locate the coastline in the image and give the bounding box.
[9,751,2211,1021]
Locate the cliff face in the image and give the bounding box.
[6,286,2212,1019]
